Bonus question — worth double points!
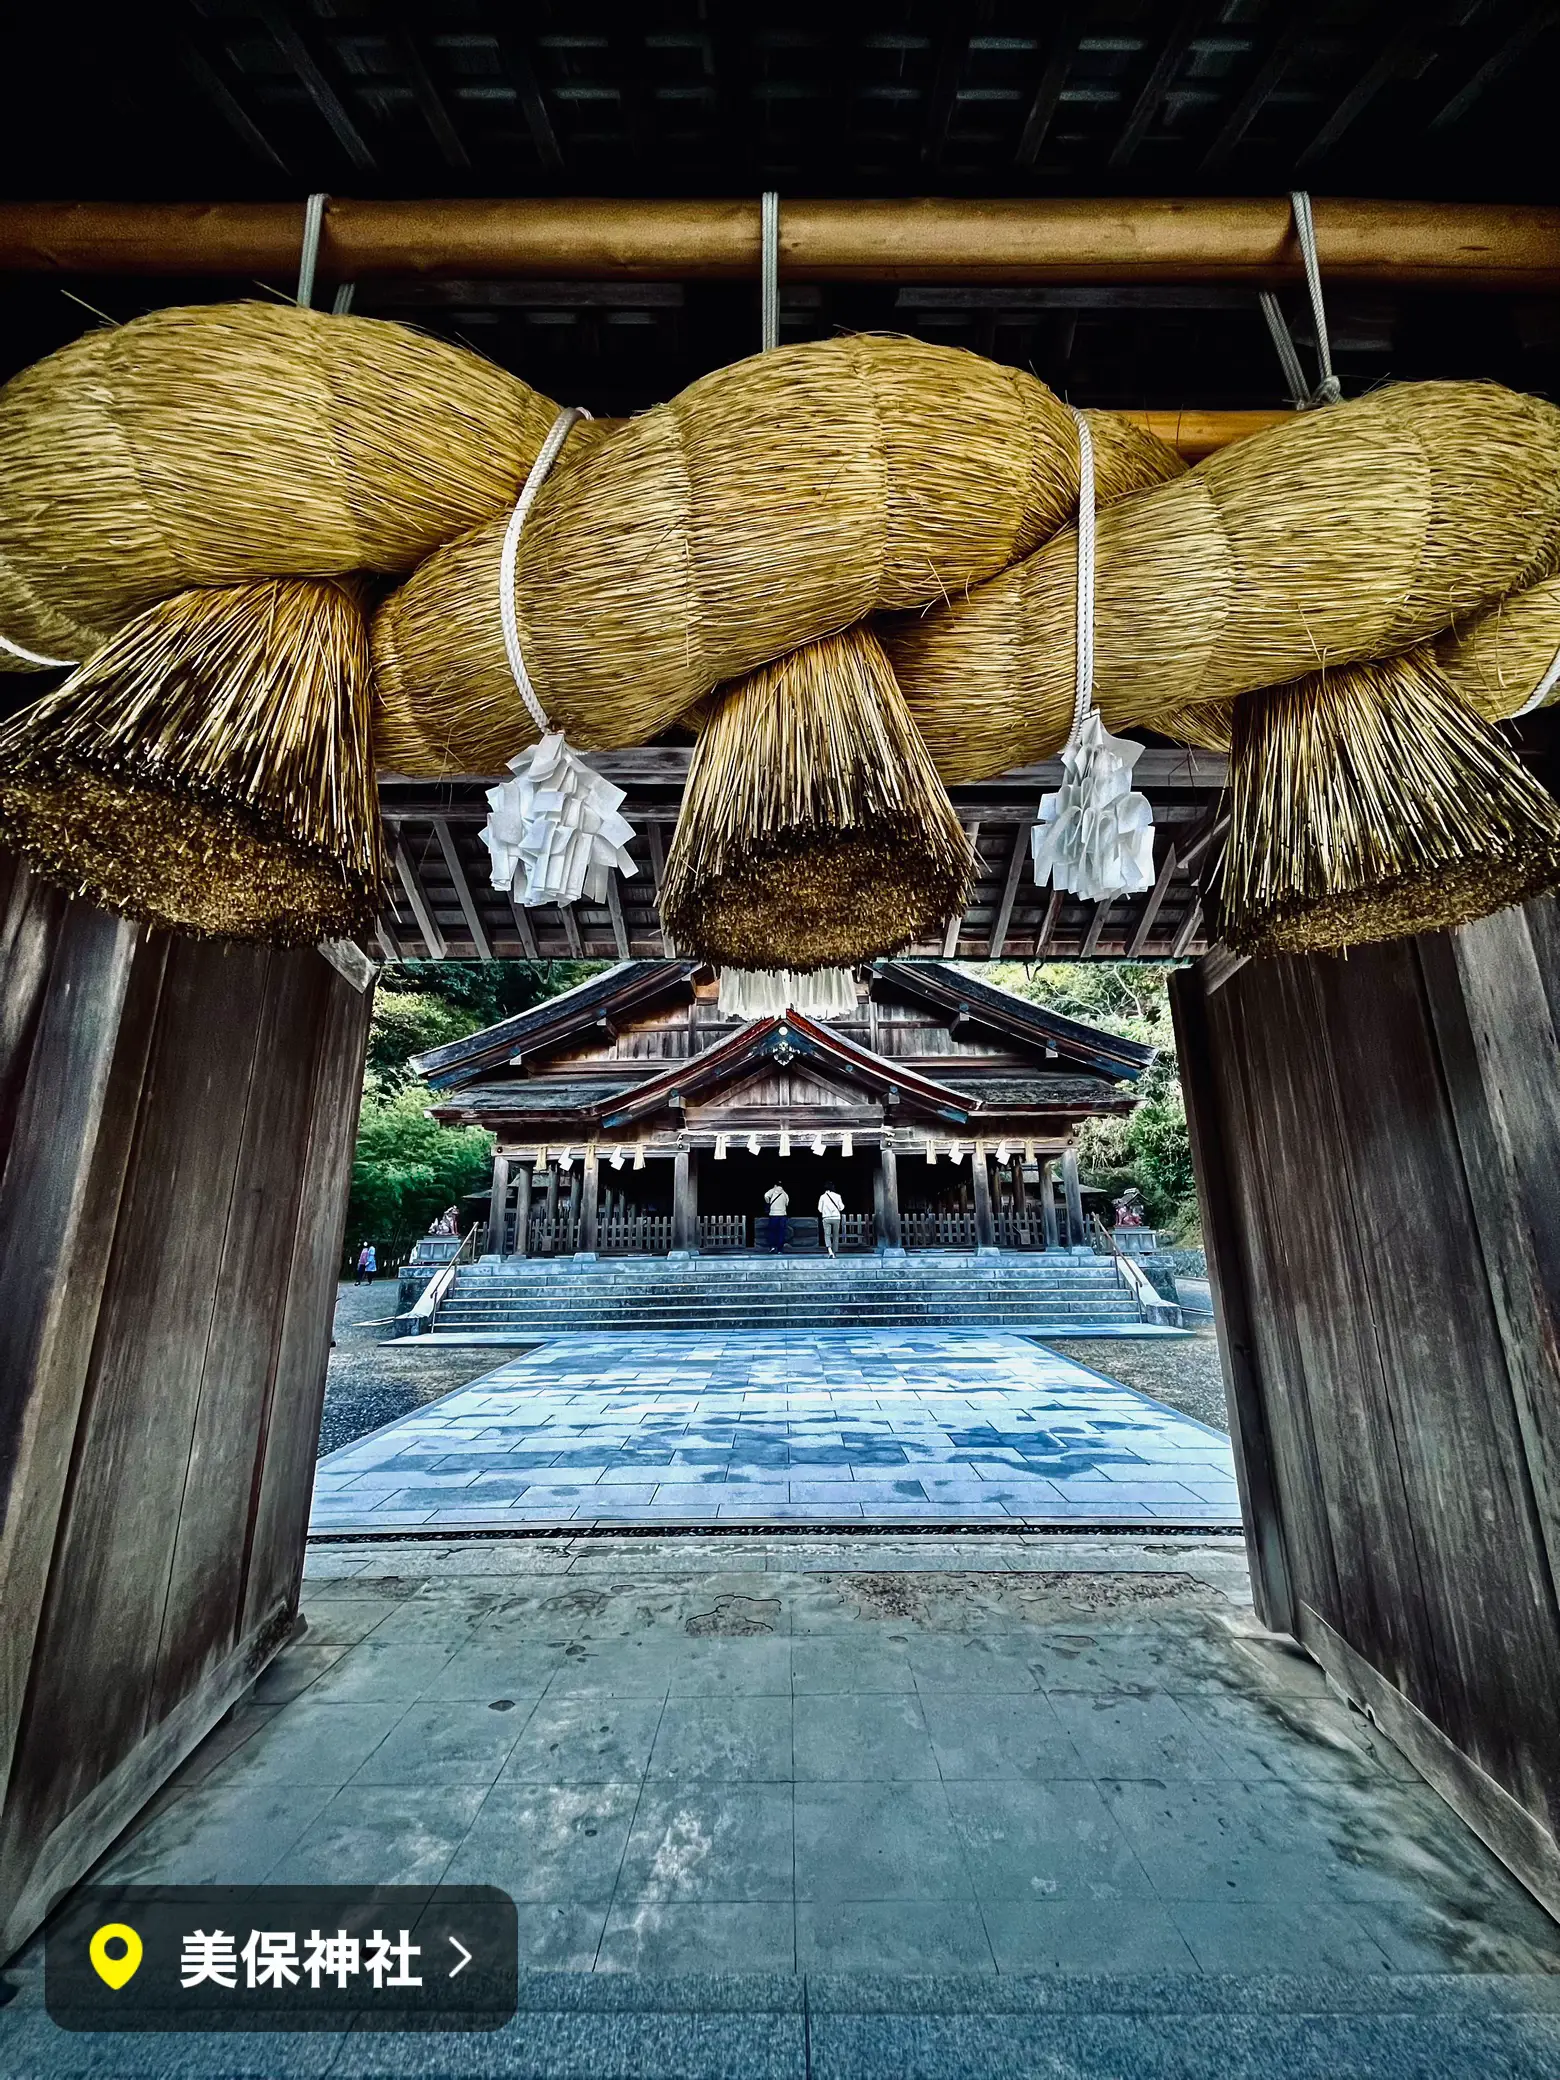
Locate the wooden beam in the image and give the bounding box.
[1108,0,1203,169]
[392,842,447,959]
[507,894,539,959]
[382,13,472,171]
[1014,14,1076,167]
[645,822,672,955]
[557,902,584,957]
[1128,843,1179,956]
[922,6,985,165]
[1296,21,1429,172]
[604,872,631,960]
[489,20,563,170]
[1034,887,1064,957]
[1172,897,1205,957]
[4,198,1556,291]
[432,818,492,960]
[1429,6,1560,130]
[944,819,980,956]
[988,823,1030,958]
[176,39,291,174]
[255,4,377,172]
[1199,19,1309,172]
[1081,898,1114,957]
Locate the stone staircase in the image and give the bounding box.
[423,1249,1151,1335]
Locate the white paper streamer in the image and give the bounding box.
[481,404,642,911]
[481,732,637,908]
[717,966,858,1020]
[1031,711,1156,901]
[1032,408,1155,904]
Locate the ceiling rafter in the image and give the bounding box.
[254,1,378,171]
[177,35,291,172]
[1014,11,1076,167]
[487,17,565,170]
[1199,12,1310,172]
[1108,0,1205,170]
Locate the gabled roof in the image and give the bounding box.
[871,960,1154,1083]
[600,1010,974,1130]
[411,960,702,1092]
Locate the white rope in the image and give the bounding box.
[1069,405,1095,743]
[760,191,780,353]
[498,405,589,737]
[1515,641,1560,716]
[297,192,328,310]
[0,630,77,670]
[1260,191,1341,410]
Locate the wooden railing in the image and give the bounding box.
[901,1211,978,1251]
[525,1214,581,1256]
[698,1213,749,1251]
[601,1214,673,1255]
[994,1213,1049,1250]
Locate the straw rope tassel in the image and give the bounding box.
[480,405,639,909]
[1030,408,1156,902]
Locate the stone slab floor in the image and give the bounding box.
[310,1330,1240,1535]
[5,1533,1559,2076]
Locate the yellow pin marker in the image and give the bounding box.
[89,1923,142,1990]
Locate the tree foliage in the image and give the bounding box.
[344,960,608,1268]
[973,960,1200,1242]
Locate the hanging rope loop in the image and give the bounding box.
[1259,190,1341,410]
[296,193,328,310]
[497,405,590,738]
[760,191,781,352]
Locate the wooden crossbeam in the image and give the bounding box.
[490,23,564,169]
[1200,18,1309,172]
[1034,886,1064,957]
[1129,843,1179,956]
[1081,897,1115,957]
[988,823,1031,957]
[433,818,492,960]
[507,894,540,958]
[393,842,447,958]
[7,199,1555,290]
[177,38,290,174]
[1014,15,1076,167]
[604,872,631,960]
[557,903,585,957]
[1109,0,1203,169]
[255,3,376,172]
[383,14,472,171]
[645,822,672,955]
[1172,897,1205,957]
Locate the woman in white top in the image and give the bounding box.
[818,1184,845,1257]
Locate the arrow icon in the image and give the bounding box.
[448,1936,472,1979]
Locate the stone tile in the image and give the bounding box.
[263,1784,487,1887]
[646,1698,793,1781]
[790,1638,915,1693]
[1045,1688,1236,1780]
[616,1785,795,1902]
[432,1640,569,1704]
[981,1897,1198,1973]
[793,1694,940,1782]
[500,1697,665,1784]
[668,1639,793,1696]
[795,1783,971,1902]
[945,1779,1156,1902]
[305,1640,458,1704]
[908,1639,1041,1693]
[442,1783,641,1901]
[597,1901,796,1973]
[919,1691,1085,1780]
[1100,1777,1343,1903]
[350,1700,530,1786]
[542,1641,681,1698]
[1167,1898,1394,1973]
[797,1900,996,1973]
[514,1903,610,1971]
[215,1700,410,1787]
[93,1782,338,1885]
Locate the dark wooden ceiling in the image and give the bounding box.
[2,3,1557,407]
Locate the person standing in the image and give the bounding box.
[355,1240,376,1284]
[818,1182,845,1257]
[763,1180,789,1253]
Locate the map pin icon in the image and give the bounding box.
[89,1924,142,1990]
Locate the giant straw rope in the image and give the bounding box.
[0,301,1557,956]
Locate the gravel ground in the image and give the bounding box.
[315,1281,533,1458]
[1054,1329,1229,1434]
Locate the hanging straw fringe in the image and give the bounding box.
[482,405,638,909]
[1030,407,1156,902]
[718,967,858,1020]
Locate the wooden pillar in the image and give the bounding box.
[1062,1146,1085,1247]
[577,1145,599,1257]
[514,1163,532,1257]
[671,1146,697,1253]
[544,1163,559,1222]
[877,1140,903,1252]
[972,1138,997,1251]
[487,1154,510,1257]
[1041,1161,1060,1251]
[566,1166,581,1221]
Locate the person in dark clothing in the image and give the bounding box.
[763,1181,789,1253]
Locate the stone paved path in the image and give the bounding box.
[309,1330,1240,1534]
[13,1535,1559,2076]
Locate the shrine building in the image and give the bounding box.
[412,960,1153,1258]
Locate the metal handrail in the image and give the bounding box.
[1091,1214,1181,1325]
[405,1222,482,1332]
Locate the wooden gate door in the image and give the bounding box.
[1172,902,1560,1919]
[0,858,371,1956]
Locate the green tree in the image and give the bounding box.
[971,960,1200,1242]
[344,959,609,1269]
